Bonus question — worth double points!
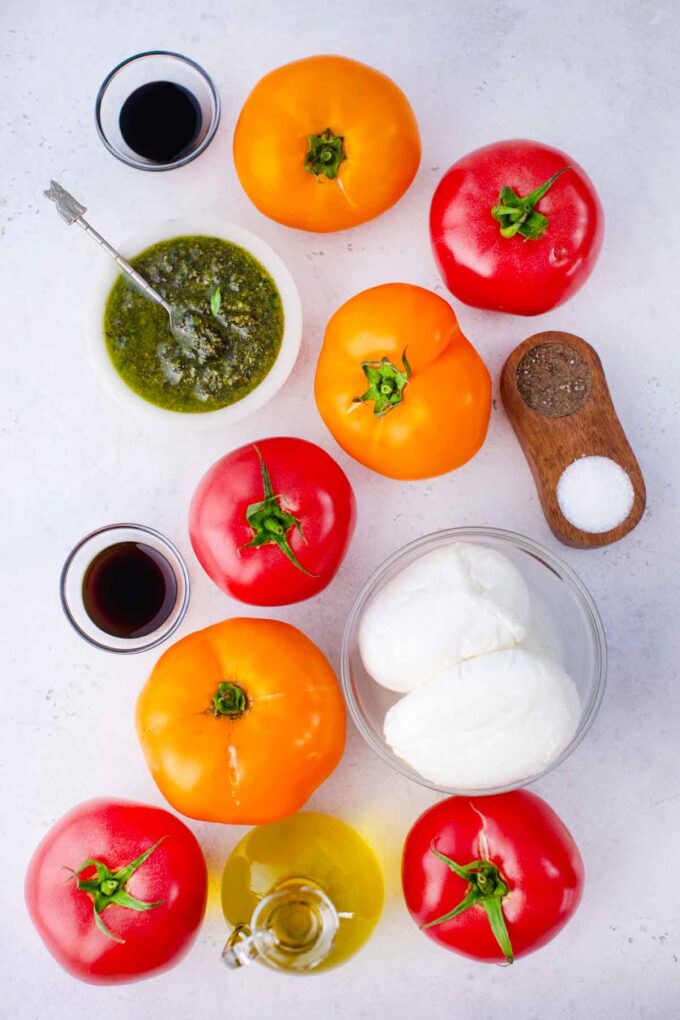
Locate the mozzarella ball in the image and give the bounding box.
[359,542,531,692]
[383,649,580,789]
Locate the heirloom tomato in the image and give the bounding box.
[24,799,207,984]
[430,139,604,315]
[315,283,490,480]
[189,437,356,606]
[233,55,420,232]
[402,792,584,963]
[136,618,345,825]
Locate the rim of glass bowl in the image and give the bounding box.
[94,50,221,172]
[340,526,608,796]
[60,522,191,654]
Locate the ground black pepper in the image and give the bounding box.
[516,342,591,418]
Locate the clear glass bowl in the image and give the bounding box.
[341,527,607,795]
[95,51,221,171]
[60,523,190,653]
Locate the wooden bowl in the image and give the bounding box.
[501,331,646,548]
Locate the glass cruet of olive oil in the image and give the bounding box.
[220,812,384,974]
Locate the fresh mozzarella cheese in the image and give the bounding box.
[383,649,580,789]
[358,542,531,692]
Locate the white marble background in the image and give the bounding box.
[1,1,679,1017]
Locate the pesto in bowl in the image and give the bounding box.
[103,235,284,413]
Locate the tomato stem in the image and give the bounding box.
[352,349,411,417]
[239,446,317,577]
[68,837,166,943]
[304,128,346,180]
[210,681,248,718]
[490,166,570,240]
[422,844,514,964]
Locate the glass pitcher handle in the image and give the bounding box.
[222,923,276,969]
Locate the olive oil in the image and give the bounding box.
[221,812,383,973]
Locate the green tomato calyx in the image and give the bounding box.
[68,837,166,944]
[353,349,411,417]
[240,446,317,577]
[304,128,346,180]
[491,166,571,240]
[210,681,248,718]
[422,844,514,964]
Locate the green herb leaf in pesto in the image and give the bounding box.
[210,285,222,317]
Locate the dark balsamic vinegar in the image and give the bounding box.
[119,81,202,163]
[82,542,177,639]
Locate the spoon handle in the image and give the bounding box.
[44,181,172,315]
[75,218,172,314]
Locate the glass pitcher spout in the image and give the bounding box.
[221,880,340,974]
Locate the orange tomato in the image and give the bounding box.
[136,619,345,825]
[233,55,420,232]
[314,284,491,480]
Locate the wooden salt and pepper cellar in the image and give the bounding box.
[501,331,646,548]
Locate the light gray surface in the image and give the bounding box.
[1,1,679,1017]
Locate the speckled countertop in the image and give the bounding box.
[1,1,679,1017]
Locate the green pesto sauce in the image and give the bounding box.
[104,235,284,413]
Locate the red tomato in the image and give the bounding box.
[189,437,356,606]
[25,799,207,984]
[430,139,604,315]
[402,791,584,964]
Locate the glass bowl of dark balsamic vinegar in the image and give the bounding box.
[60,524,190,653]
[95,51,221,171]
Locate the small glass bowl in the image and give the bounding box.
[341,527,607,796]
[60,523,190,653]
[95,51,221,171]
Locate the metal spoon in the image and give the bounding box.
[44,180,205,347]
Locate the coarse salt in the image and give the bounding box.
[557,456,634,533]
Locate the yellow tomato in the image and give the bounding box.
[136,619,345,825]
[314,284,491,480]
[233,55,420,232]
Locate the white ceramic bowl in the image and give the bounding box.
[88,219,302,428]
